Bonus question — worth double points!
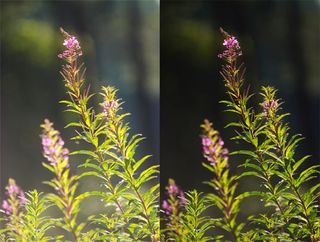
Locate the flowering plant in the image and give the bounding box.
[1,28,159,241]
[161,28,320,241]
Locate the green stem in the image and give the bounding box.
[224,62,293,238]
[67,63,139,240]
[271,118,316,240]
[112,122,157,241]
[128,169,157,240]
[56,171,79,241]
[215,168,238,241]
[96,152,138,240]
[233,78,285,217]
[66,217,79,242]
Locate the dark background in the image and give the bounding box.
[0,0,159,202]
[160,0,320,225]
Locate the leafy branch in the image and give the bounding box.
[41,119,84,241]
[58,28,159,241]
[201,119,244,241]
[261,86,320,241]
[218,28,292,239]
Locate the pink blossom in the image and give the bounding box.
[41,119,69,166]
[203,146,210,155]
[218,139,224,146]
[218,33,242,61]
[162,200,172,215]
[1,179,25,216]
[162,179,185,216]
[19,191,26,206]
[262,99,279,116]
[2,200,12,215]
[63,36,81,50]
[223,36,240,50]
[8,184,19,195]
[201,119,229,165]
[202,137,211,146]
[168,184,179,195]
[179,191,186,206]
[103,100,119,119]
[58,29,82,61]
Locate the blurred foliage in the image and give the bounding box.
[165,19,215,65]
[2,20,57,66]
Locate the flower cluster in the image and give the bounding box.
[261,86,279,117]
[101,86,120,121]
[58,28,82,62]
[260,86,281,121]
[223,36,240,50]
[201,119,229,165]
[162,179,185,215]
[1,179,25,216]
[262,99,278,116]
[218,28,242,62]
[161,201,171,215]
[41,119,69,166]
[103,99,119,119]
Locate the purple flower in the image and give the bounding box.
[58,29,82,61]
[2,200,12,215]
[218,29,242,61]
[263,99,279,115]
[223,36,240,50]
[41,119,69,166]
[179,191,186,206]
[203,146,211,155]
[222,148,229,160]
[162,179,185,216]
[19,191,26,206]
[162,200,172,215]
[218,139,224,146]
[7,182,24,200]
[103,99,119,119]
[202,137,212,146]
[1,179,25,216]
[201,119,229,166]
[168,184,179,195]
[63,36,81,50]
[8,184,19,195]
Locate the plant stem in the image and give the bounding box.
[55,170,79,242]
[223,61,293,238]
[111,121,157,241]
[66,217,79,242]
[66,61,139,240]
[215,168,238,241]
[96,152,138,240]
[228,64,286,216]
[271,121,316,241]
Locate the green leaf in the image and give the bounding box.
[230,150,258,158]
[42,162,55,173]
[77,171,103,180]
[296,165,320,188]
[292,155,311,173]
[133,155,152,172]
[70,150,98,159]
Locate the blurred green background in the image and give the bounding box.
[161,0,319,235]
[0,0,159,202]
